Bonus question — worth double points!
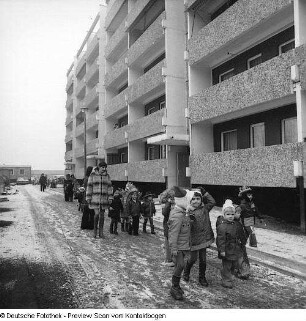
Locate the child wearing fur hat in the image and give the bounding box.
[108,190,123,235]
[141,192,156,234]
[126,188,143,236]
[167,186,194,300]
[216,199,248,289]
[183,190,216,286]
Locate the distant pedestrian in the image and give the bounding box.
[126,187,142,236]
[216,199,249,289]
[64,174,74,202]
[168,186,195,300]
[108,190,123,235]
[39,173,47,192]
[141,192,156,234]
[183,188,216,287]
[86,161,113,238]
[238,186,263,247]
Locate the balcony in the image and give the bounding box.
[125,0,151,31]
[189,48,299,123]
[65,132,73,142]
[86,60,99,87]
[107,163,128,181]
[128,60,164,104]
[104,126,128,149]
[105,19,127,60]
[87,138,98,155]
[75,123,84,138]
[75,79,86,99]
[65,96,73,110]
[86,32,99,63]
[105,0,126,31]
[127,11,165,67]
[75,52,86,78]
[105,56,128,89]
[190,143,304,188]
[74,147,84,158]
[65,114,73,126]
[128,159,167,183]
[129,109,165,142]
[104,88,128,119]
[84,86,99,109]
[188,0,292,66]
[66,74,74,93]
[65,150,73,161]
[87,112,98,130]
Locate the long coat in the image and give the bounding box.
[85,169,112,210]
[168,206,191,253]
[189,192,216,251]
[141,200,156,218]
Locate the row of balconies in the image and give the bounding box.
[104,109,165,149]
[189,44,305,124]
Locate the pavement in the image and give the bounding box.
[152,203,306,281]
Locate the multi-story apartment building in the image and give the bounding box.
[186,0,306,221]
[65,0,305,222]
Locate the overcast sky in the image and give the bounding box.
[0,0,102,170]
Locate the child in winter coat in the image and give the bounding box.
[168,186,195,300]
[141,192,156,234]
[126,188,142,236]
[183,189,216,286]
[108,190,123,235]
[216,199,248,289]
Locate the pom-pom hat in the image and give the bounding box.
[222,199,235,215]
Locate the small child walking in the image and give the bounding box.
[109,190,123,235]
[216,199,248,289]
[141,192,156,234]
[126,188,142,236]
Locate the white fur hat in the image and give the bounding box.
[222,199,235,215]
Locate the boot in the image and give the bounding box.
[98,215,105,238]
[151,225,155,234]
[125,222,130,233]
[170,276,183,300]
[109,224,113,234]
[183,262,192,282]
[121,222,125,232]
[114,223,118,235]
[199,262,208,287]
[143,222,147,233]
[93,214,99,238]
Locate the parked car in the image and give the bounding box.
[16,177,30,185]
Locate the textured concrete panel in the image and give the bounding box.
[107,163,128,181]
[188,0,292,65]
[125,0,151,31]
[128,159,167,183]
[300,61,306,91]
[128,61,164,104]
[127,12,165,66]
[104,89,128,118]
[104,126,128,149]
[190,143,304,188]
[105,19,126,58]
[105,0,126,30]
[189,46,306,123]
[105,56,127,88]
[128,109,165,142]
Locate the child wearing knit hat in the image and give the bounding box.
[216,199,249,288]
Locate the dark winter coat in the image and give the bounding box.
[86,169,112,210]
[64,178,73,194]
[162,201,172,238]
[39,175,47,186]
[109,196,123,221]
[216,217,247,261]
[168,206,191,253]
[141,200,156,218]
[189,192,216,251]
[239,198,262,226]
[126,199,142,217]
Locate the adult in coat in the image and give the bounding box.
[39,173,47,192]
[86,161,112,238]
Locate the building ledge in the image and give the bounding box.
[147,133,189,146]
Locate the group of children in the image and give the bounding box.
[160,185,262,300]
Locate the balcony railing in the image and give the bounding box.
[65,150,73,161]
[125,0,151,31]
[190,143,304,188]
[128,159,167,183]
[84,86,99,109]
[188,0,292,65]
[75,123,84,138]
[66,74,74,92]
[75,79,86,99]
[65,132,73,142]
[107,163,128,181]
[128,60,164,104]
[104,88,128,118]
[129,109,165,142]
[65,96,73,110]
[105,56,127,88]
[189,49,297,123]
[105,19,127,60]
[86,60,99,87]
[127,11,165,67]
[105,0,126,31]
[87,112,98,130]
[104,125,128,149]
[74,147,84,158]
[65,114,73,126]
[75,52,86,77]
[86,32,99,63]
[87,138,98,155]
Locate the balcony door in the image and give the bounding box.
[176,152,190,188]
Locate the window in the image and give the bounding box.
[120,153,128,163]
[279,39,295,55]
[219,69,235,83]
[9,169,14,175]
[95,130,99,138]
[250,123,265,148]
[160,145,167,159]
[147,107,156,115]
[20,169,24,175]
[148,147,155,160]
[144,52,165,74]
[118,82,128,94]
[282,117,297,144]
[221,130,237,151]
[159,101,165,109]
[247,54,262,69]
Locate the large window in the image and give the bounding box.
[250,123,265,147]
[20,169,24,175]
[282,117,297,144]
[221,130,237,151]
